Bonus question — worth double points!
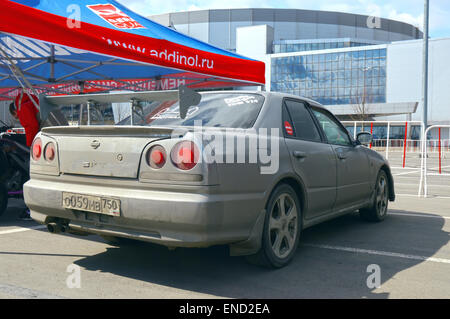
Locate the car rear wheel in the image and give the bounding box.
[246,184,301,269]
[0,183,8,217]
[360,170,389,222]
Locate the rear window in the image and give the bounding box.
[117,93,265,129]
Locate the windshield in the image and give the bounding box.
[58,93,265,129]
[118,93,265,129]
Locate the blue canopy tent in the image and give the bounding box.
[0,0,265,101]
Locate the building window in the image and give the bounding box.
[273,40,378,53]
[271,48,387,106]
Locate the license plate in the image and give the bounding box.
[62,192,121,216]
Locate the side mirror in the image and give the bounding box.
[356,132,373,146]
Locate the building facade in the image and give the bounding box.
[1,9,446,138]
[150,9,449,138]
[270,45,388,106]
[150,8,422,52]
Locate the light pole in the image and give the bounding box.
[362,66,373,108]
[360,66,373,131]
[423,0,430,129]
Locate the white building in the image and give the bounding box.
[151,9,448,138]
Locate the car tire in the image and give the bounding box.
[360,170,389,222]
[246,184,302,269]
[0,183,8,217]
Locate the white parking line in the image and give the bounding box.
[0,225,47,235]
[0,283,65,299]
[390,212,450,220]
[396,183,450,188]
[393,165,450,176]
[303,243,450,264]
[393,170,421,176]
[397,194,450,199]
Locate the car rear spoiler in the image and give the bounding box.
[38,85,202,123]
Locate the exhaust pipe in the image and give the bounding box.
[47,222,67,234]
[47,222,89,236]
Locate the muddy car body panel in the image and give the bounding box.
[24,91,395,259]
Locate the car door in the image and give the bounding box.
[309,107,371,212]
[282,99,337,219]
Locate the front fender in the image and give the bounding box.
[365,148,395,202]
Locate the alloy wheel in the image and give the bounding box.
[268,193,299,259]
[376,175,389,217]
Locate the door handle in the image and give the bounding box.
[293,151,307,159]
[337,152,347,160]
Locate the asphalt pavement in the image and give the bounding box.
[0,150,449,299]
[0,192,449,299]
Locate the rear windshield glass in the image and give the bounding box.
[117,93,265,129]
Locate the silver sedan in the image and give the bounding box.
[24,91,395,268]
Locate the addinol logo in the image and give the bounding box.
[87,4,146,30]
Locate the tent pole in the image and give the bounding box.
[87,100,92,125]
[50,45,55,82]
[0,45,40,110]
[130,99,136,126]
[79,81,85,94]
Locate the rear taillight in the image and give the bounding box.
[171,141,199,171]
[44,142,56,162]
[31,138,42,161]
[147,145,166,169]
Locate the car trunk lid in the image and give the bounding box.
[42,126,174,178]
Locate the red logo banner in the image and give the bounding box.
[87,4,145,30]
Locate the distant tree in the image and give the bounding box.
[350,89,373,132]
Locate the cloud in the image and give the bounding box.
[365,2,382,17]
[319,3,356,13]
[388,10,423,29]
[117,0,274,15]
[116,0,450,37]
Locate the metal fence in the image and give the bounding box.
[419,125,450,197]
[343,121,450,198]
[3,116,449,198]
[371,139,449,154]
[342,121,425,168]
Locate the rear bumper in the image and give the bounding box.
[24,178,265,248]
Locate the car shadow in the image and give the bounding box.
[73,209,449,299]
[0,198,34,227]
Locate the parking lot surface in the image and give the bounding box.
[0,157,449,299]
[1,197,449,299]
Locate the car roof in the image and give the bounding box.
[200,90,325,109]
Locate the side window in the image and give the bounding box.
[311,107,353,146]
[283,100,321,143]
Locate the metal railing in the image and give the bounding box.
[342,121,425,168]
[419,125,450,197]
[371,139,449,154]
[343,121,450,197]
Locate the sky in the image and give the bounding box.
[116,0,450,38]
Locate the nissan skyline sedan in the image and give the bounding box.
[24,90,395,268]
